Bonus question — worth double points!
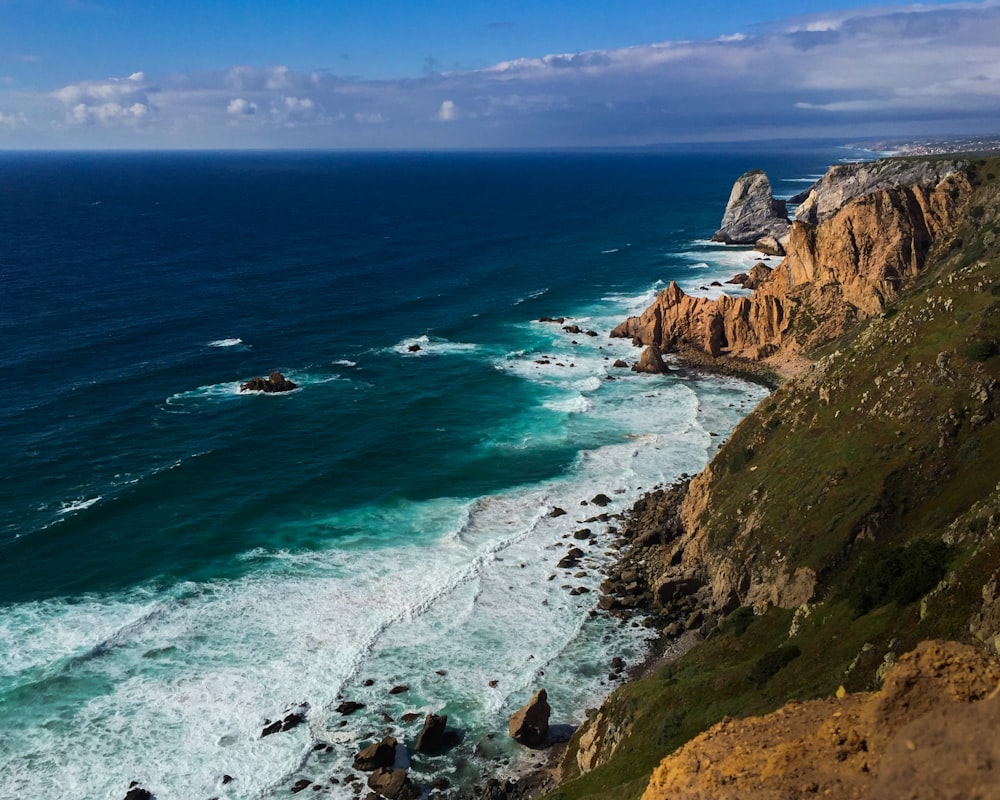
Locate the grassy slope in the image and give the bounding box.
[547,156,1000,800]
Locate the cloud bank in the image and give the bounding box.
[3,1,1000,148]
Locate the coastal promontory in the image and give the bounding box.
[546,153,1000,800]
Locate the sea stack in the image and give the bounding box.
[711,169,791,254]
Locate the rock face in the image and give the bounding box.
[240,371,298,393]
[640,641,1000,800]
[509,688,551,748]
[613,160,972,371]
[793,158,963,225]
[711,170,791,249]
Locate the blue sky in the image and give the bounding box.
[0,0,997,148]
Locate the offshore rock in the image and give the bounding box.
[240,371,298,393]
[509,688,551,748]
[711,170,790,247]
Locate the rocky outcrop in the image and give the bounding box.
[712,170,791,251]
[240,371,298,393]
[794,158,963,225]
[726,262,773,290]
[509,689,551,748]
[640,641,1000,800]
[613,160,972,372]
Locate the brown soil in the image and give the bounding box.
[640,640,1000,800]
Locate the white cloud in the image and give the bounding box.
[54,72,153,126]
[227,97,257,115]
[437,99,458,121]
[0,110,27,127]
[8,3,1000,147]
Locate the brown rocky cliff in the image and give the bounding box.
[640,640,1000,800]
[611,165,972,374]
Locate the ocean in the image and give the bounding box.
[0,147,843,799]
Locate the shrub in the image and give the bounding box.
[748,645,801,686]
[965,339,999,362]
[843,540,949,617]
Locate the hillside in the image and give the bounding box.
[543,155,1000,800]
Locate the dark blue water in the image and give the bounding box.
[0,148,840,799]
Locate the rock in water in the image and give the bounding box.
[239,371,298,393]
[414,713,460,754]
[353,736,397,771]
[123,784,153,800]
[367,767,420,800]
[711,170,790,247]
[632,345,669,375]
[508,688,551,747]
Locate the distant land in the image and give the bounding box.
[852,134,1000,156]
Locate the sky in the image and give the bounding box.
[0,0,998,149]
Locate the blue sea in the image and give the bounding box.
[0,147,842,799]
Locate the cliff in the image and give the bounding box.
[545,155,1000,800]
[611,158,973,377]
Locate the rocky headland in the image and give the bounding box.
[546,152,1000,800]
[612,158,973,378]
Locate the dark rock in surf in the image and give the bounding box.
[336,700,366,716]
[123,784,153,800]
[353,736,398,772]
[508,689,551,748]
[240,371,298,393]
[414,713,461,754]
[367,767,420,800]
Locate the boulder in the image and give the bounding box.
[711,170,790,246]
[612,359,629,369]
[240,371,298,393]
[414,713,460,754]
[367,767,420,800]
[508,688,551,747]
[353,736,397,772]
[123,784,153,800]
[632,346,669,374]
[336,700,366,715]
[754,234,785,256]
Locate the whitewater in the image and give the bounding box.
[0,149,841,799]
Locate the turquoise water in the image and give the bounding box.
[0,149,839,799]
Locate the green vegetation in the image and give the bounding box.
[543,156,1000,800]
[842,540,950,617]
